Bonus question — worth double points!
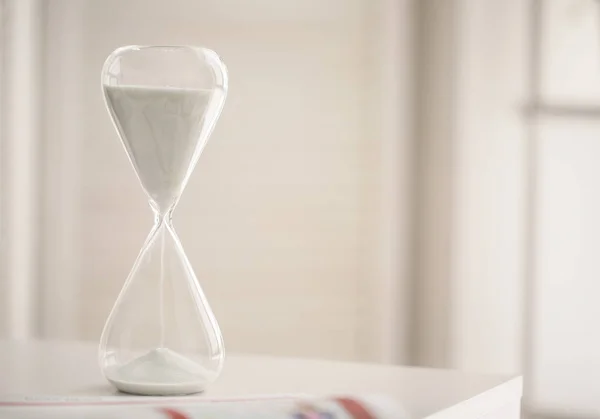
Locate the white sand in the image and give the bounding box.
[108,348,212,395]
[104,85,216,211]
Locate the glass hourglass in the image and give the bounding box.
[98,45,227,396]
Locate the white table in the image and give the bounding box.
[0,340,521,418]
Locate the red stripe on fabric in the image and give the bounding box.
[159,407,191,419]
[336,397,376,419]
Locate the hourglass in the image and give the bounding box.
[98,46,227,396]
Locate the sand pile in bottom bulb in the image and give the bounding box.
[112,347,208,384]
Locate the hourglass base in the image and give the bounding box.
[106,348,213,396]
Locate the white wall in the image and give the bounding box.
[0,0,5,338]
[32,0,412,363]
[359,0,415,364]
[443,1,600,416]
[531,118,600,417]
[1,0,531,374]
[0,0,43,340]
[413,0,528,375]
[451,0,528,374]
[527,1,600,416]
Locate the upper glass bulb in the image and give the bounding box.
[98,45,228,396]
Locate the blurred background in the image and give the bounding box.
[0,0,599,417]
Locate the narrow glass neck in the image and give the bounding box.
[150,201,175,226]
